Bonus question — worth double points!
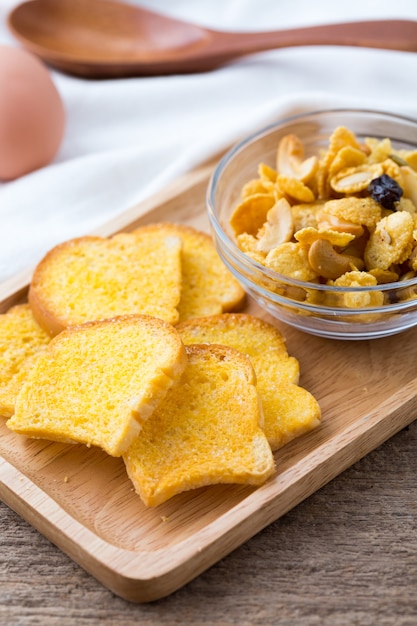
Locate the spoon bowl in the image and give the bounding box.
[8,0,417,78]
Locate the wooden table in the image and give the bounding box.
[1,419,417,625]
[2,164,417,624]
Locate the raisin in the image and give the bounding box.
[368,174,403,211]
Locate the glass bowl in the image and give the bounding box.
[207,109,417,340]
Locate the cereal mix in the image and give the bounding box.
[230,126,417,307]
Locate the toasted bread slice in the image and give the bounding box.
[177,313,299,384]
[123,344,275,507]
[7,315,188,456]
[0,304,51,418]
[177,313,321,451]
[130,223,246,321]
[29,232,183,336]
[258,381,321,450]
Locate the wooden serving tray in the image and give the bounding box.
[1,163,417,603]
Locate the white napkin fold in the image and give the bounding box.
[1,0,417,284]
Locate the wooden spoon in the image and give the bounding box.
[8,0,417,78]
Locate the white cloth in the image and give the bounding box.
[1,0,417,284]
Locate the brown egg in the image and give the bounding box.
[0,45,65,181]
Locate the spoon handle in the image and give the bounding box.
[207,19,417,59]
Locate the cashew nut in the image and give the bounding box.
[308,238,365,280]
[277,134,318,183]
[316,211,364,238]
[256,197,294,253]
[330,164,383,194]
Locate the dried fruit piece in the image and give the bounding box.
[368,174,403,211]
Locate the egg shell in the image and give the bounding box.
[0,45,65,181]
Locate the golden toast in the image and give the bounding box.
[130,223,246,321]
[177,313,321,450]
[29,231,183,336]
[7,315,187,456]
[0,303,51,418]
[124,344,275,507]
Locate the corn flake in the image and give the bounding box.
[291,202,323,232]
[364,211,414,270]
[230,193,276,236]
[330,271,384,308]
[400,149,417,171]
[236,233,266,262]
[328,145,367,178]
[294,226,354,248]
[276,175,315,203]
[323,197,382,228]
[264,242,318,281]
[322,126,362,170]
[368,267,400,283]
[241,179,275,198]
[366,137,392,164]
[258,163,277,182]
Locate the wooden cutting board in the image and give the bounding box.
[1,162,417,603]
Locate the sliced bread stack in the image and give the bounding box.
[124,344,275,507]
[28,224,246,337]
[3,222,321,507]
[1,222,245,420]
[177,313,321,451]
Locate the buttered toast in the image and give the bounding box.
[29,232,183,336]
[130,223,246,321]
[177,313,321,451]
[0,304,51,418]
[3,219,322,509]
[7,315,188,456]
[123,344,275,507]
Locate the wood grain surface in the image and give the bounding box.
[2,422,417,625]
[1,163,417,624]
